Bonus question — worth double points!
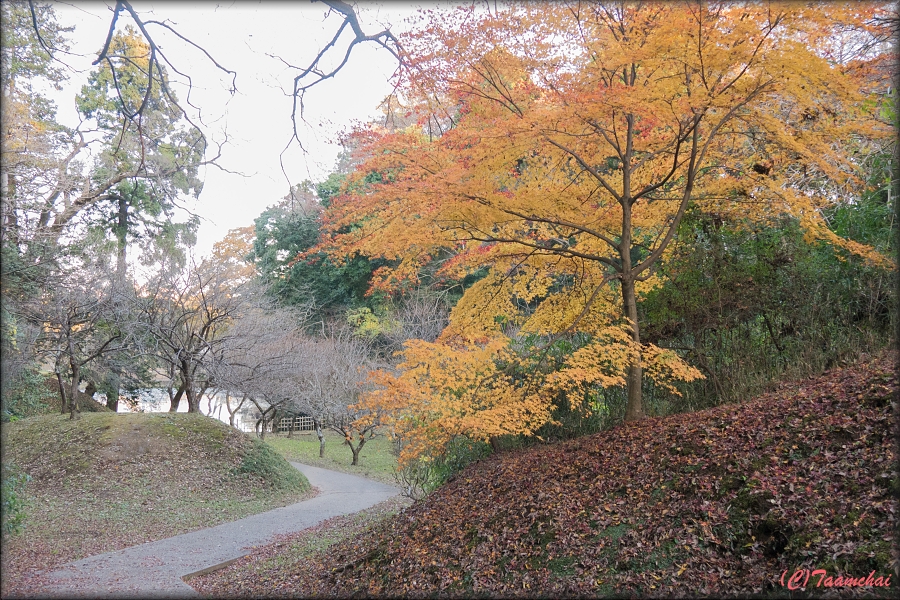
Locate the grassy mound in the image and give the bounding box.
[1,412,312,595]
[194,353,897,598]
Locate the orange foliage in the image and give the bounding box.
[211,226,257,285]
[324,2,894,463]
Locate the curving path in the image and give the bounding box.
[25,463,398,599]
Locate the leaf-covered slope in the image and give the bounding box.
[274,354,896,597]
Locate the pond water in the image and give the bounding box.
[114,388,261,433]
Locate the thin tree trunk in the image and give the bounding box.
[621,276,645,421]
[56,370,67,414]
[256,406,276,440]
[226,394,236,427]
[620,110,645,423]
[250,397,268,438]
[194,383,210,414]
[106,372,120,413]
[115,195,128,282]
[1,77,19,250]
[315,420,326,458]
[350,442,361,466]
[349,434,367,466]
[226,394,247,428]
[66,330,82,420]
[68,364,80,420]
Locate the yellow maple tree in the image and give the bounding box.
[211,225,258,285]
[321,2,894,463]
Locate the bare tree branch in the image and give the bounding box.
[286,0,406,146]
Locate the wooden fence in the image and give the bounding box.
[278,416,315,433]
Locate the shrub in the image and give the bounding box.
[1,366,54,422]
[1,465,30,535]
[393,435,491,500]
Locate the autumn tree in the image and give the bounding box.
[318,2,895,462]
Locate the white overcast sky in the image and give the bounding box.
[47,1,436,257]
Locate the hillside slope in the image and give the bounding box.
[200,353,897,597]
[1,412,312,595]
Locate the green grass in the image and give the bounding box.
[264,430,397,485]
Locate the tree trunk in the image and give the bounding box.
[55,370,68,414]
[68,365,80,420]
[350,436,367,466]
[250,398,269,439]
[107,385,120,413]
[185,386,200,413]
[226,394,246,428]
[105,372,120,413]
[115,195,128,283]
[257,407,276,440]
[1,80,19,249]
[197,383,210,413]
[619,112,645,423]
[168,382,186,412]
[66,332,81,420]
[315,421,326,458]
[226,395,237,427]
[621,276,645,421]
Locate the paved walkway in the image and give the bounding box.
[28,463,398,599]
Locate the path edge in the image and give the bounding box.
[181,556,245,583]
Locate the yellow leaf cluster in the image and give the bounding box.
[361,336,554,465]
